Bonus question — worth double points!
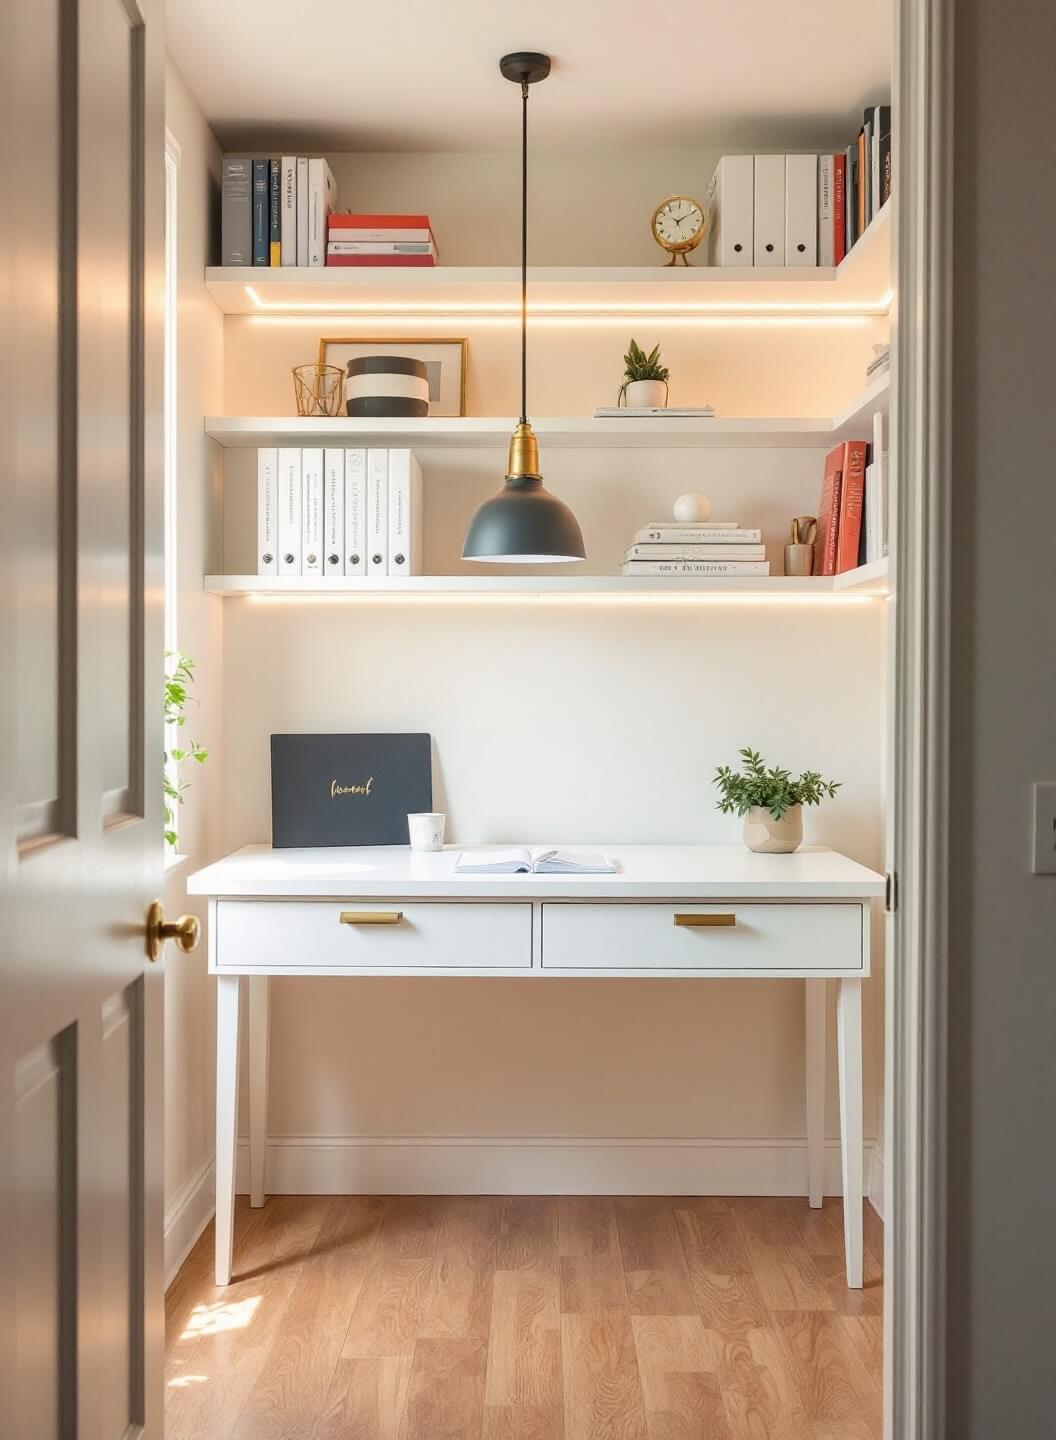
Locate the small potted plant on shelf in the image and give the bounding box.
[713,748,841,854]
[619,339,670,408]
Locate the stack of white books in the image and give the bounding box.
[256,447,423,578]
[620,520,769,577]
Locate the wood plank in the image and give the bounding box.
[614,1198,696,1316]
[420,1196,499,1341]
[706,1327,813,1440]
[558,1199,627,1314]
[165,1196,333,1440]
[733,1197,801,1246]
[863,1203,884,1267]
[631,1316,732,1439]
[398,1337,489,1440]
[482,1405,564,1440]
[561,1310,649,1440]
[498,1197,559,1273]
[341,1256,436,1359]
[230,1197,385,1440]
[841,1315,884,1380]
[733,1206,834,1312]
[673,1207,751,1274]
[376,1194,446,1260]
[317,1356,412,1440]
[682,1255,768,1336]
[774,1311,881,1440]
[485,1269,561,1408]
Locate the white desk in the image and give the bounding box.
[188,843,884,1288]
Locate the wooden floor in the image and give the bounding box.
[165,1194,884,1440]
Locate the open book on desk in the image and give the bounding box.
[455,847,618,875]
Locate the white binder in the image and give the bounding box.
[277,448,302,575]
[785,154,818,266]
[366,449,388,575]
[344,448,366,575]
[301,448,323,575]
[705,155,753,267]
[753,154,785,265]
[256,447,277,575]
[323,449,344,575]
[387,450,423,577]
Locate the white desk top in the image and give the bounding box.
[187,844,885,900]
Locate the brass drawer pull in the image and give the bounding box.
[674,913,736,927]
[340,910,403,926]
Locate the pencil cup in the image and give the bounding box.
[408,813,446,852]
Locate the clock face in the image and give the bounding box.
[653,196,705,250]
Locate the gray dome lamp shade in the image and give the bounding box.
[462,53,586,564]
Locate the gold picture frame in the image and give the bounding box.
[318,337,468,417]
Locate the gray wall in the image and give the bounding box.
[947,0,1056,1431]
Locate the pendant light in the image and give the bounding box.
[462,52,586,564]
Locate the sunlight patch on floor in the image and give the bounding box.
[181,1296,261,1339]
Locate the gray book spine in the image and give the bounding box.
[221,155,252,266]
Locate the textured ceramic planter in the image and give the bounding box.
[624,378,668,408]
[742,805,804,854]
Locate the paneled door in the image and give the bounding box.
[1,0,171,1434]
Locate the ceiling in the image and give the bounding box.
[167,0,892,154]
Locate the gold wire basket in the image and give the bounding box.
[292,363,345,417]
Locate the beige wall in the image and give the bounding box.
[162,58,224,1261]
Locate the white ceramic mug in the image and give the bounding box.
[408,812,446,852]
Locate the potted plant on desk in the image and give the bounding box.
[714,748,841,853]
[618,339,670,408]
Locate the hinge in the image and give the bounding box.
[885,870,898,914]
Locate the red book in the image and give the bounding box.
[815,454,844,577]
[324,254,437,267]
[834,440,869,572]
[328,212,431,230]
[832,153,847,264]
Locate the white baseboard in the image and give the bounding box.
[232,1134,882,1200]
[164,1155,216,1289]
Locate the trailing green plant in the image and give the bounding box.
[713,748,840,821]
[619,338,669,401]
[164,651,208,849]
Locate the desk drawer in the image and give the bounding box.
[216,900,532,970]
[541,902,862,973]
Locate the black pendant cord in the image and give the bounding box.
[520,80,529,426]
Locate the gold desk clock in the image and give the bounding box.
[652,195,707,266]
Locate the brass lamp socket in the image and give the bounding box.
[507,421,541,480]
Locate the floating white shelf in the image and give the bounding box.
[205,376,889,452]
[205,202,891,317]
[204,562,888,600]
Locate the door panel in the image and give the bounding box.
[3,0,165,1432]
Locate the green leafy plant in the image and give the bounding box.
[164,651,208,849]
[714,748,841,821]
[619,338,669,401]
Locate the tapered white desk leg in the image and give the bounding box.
[248,976,270,1208]
[215,974,242,1286]
[837,976,864,1288]
[805,979,826,1209]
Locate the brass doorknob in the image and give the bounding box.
[146,899,201,962]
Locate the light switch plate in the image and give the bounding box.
[1031,782,1056,874]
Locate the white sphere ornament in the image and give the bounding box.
[673,493,711,524]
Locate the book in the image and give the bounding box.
[252,160,269,265]
[220,156,252,266]
[325,254,437,268]
[327,241,437,256]
[624,543,766,562]
[856,129,867,239]
[323,449,344,574]
[620,560,770,576]
[818,155,834,267]
[815,451,844,576]
[256,447,277,575]
[634,525,760,544]
[268,159,281,266]
[844,144,856,257]
[455,847,617,875]
[328,212,432,233]
[833,153,847,264]
[296,156,309,264]
[366,449,388,574]
[831,440,869,573]
[277,448,302,574]
[387,449,423,578]
[879,117,893,208]
[280,157,297,268]
[592,406,714,418]
[862,114,873,226]
[301,448,323,575]
[344,448,366,575]
[307,158,337,267]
